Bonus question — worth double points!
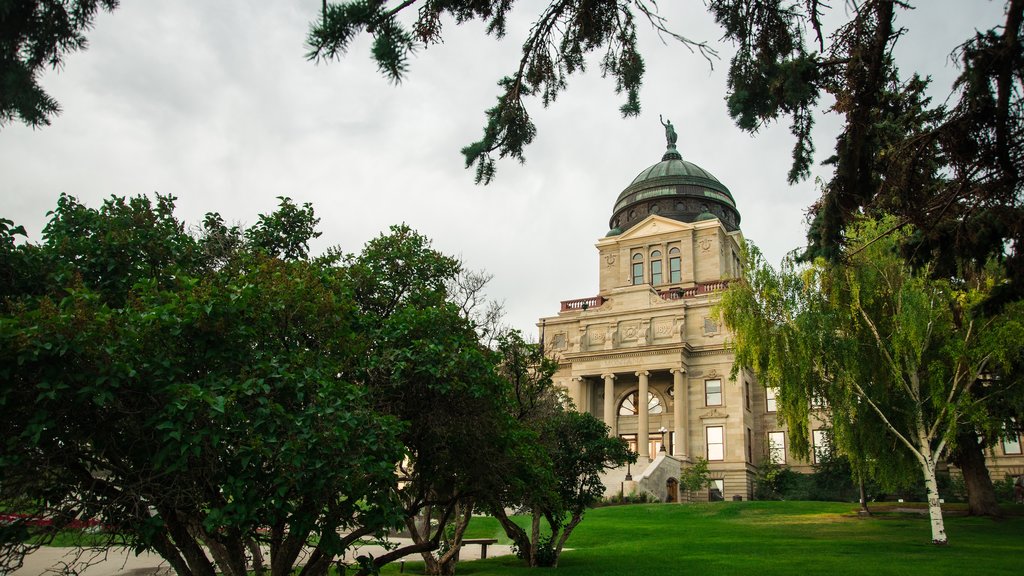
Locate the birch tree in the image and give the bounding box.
[719,217,1024,544]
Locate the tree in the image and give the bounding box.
[0,196,407,576]
[0,197,521,576]
[1,0,118,127]
[710,0,1024,308]
[341,226,520,576]
[718,217,1024,544]
[481,331,634,568]
[307,0,714,184]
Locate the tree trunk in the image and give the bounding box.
[919,448,948,545]
[951,430,1001,516]
[858,475,870,516]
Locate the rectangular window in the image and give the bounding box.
[744,381,750,411]
[632,262,643,285]
[707,426,724,461]
[650,259,663,284]
[705,379,722,406]
[709,478,724,501]
[746,427,753,463]
[669,256,681,283]
[812,429,831,464]
[768,431,786,464]
[1003,433,1022,455]
[765,387,778,413]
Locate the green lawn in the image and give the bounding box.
[387,502,1024,576]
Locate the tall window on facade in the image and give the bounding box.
[632,253,644,285]
[706,426,724,460]
[744,381,750,411]
[812,429,831,463]
[705,379,722,406]
[669,247,681,282]
[1002,423,1022,455]
[768,431,786,464]
[709,478,724,501]
[765,387,778,412]
[618,391,664,415]
[746,427,753,463]
[650,250,663,284]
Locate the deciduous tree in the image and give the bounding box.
[719,217,1024,544]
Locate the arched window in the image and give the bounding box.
[632,253,644,285]
[618,391,664,415]
[650,250,663,284]
[669,247,681,283]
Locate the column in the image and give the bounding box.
[570,376,583,411]
[602,373,616,436]
[636,370,650,462]
[672,367,688,459]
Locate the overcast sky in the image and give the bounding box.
[0,1,1008,336]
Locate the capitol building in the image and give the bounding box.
[537,126,1024,502]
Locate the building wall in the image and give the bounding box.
[542,213,1022,502]
[542,215,764,500]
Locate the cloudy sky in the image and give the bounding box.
[0,1,1007,335]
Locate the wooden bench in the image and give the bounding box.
[460,538,499,559]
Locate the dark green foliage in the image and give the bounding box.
[0,195,523,576]
[307,1,712,184]
[0,0,118,127]
[483,331,634,568]
[712,0,1024,308]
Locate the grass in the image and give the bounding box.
[384,502,1024,576]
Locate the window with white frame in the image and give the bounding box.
[709,479,724,501]
[650,250,663,284]
[707,426,724,460]
[812,429,831,463]
[765,387,778,412]
[768,431,786,464]
[705,379,722,406]
[1003,430,1022,455]
[632,253,644,285]
[618,390,664,415]
[669,247,681,283]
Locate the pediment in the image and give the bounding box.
[612,215,692,242]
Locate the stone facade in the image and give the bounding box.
[539,214,769,501]
[538,140,1024,503]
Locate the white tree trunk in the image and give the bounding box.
[917,436,948,545]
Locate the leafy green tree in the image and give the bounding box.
[482,331,634,568]
[679,457,712,501]
[710,0,1024,307]
[719,218,1024,544]
[0,198,407,576]
[0,197,523,576]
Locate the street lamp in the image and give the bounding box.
[658,426,668,452]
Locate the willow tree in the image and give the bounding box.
[719,218,1024,545]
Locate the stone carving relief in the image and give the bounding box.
[654,318,674,338]
[605,253,617,266]
[619,321,640,342]
[550,332,567,350]
[703,317,719,336]
[700,408,728,420]
[699,237,713,252]
[638,320,650,346]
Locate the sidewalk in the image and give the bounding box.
[12,539,513,576]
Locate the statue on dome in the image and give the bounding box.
[659,115,678,147]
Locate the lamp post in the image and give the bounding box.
[658,426,668,453]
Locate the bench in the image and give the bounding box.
[460,538,499,559]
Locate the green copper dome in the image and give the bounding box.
[609,127,741,233]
